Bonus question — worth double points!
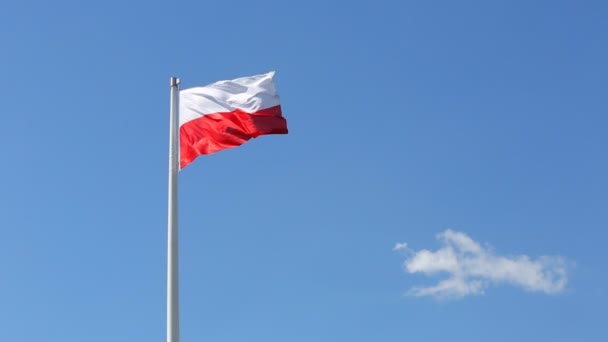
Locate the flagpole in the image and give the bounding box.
[167,76,180,342]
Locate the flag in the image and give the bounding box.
[179,71,288,169]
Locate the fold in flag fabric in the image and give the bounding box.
[179,71,288,169]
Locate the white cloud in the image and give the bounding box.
[398,229,569,299]
[393,242,409,251]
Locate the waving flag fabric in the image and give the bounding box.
[179,71,288,169]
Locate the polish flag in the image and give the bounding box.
[179,71,288,169]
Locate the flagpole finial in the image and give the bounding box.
[170,77,181,87]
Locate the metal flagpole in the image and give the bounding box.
[167,76,180,342]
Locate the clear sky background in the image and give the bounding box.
[1,0,607,341]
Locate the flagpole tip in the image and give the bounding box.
[170,77,180,87]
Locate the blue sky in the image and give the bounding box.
[1,0,607,341]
